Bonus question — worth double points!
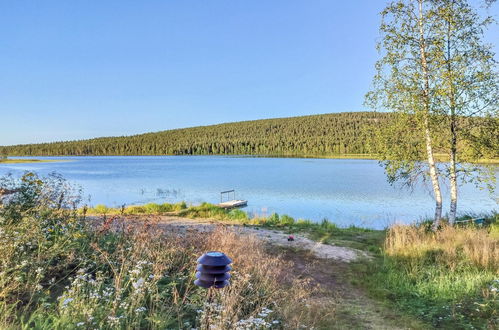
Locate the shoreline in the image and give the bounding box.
[2,153,497,164]
[0,159,69,164]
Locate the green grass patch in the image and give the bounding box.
[355,214,498,329]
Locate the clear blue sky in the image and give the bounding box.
[1,1,497,145]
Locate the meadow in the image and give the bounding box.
[1,172,497,329]
[0,173,331,329]
[85,202,499,328]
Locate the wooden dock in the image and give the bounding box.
[218,200,248,209]
[217,190,247,209]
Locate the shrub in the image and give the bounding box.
[320,218,338,233]
[279,214,295,226]
[125,205,146,214]
[228,209,248,221]
[266,213,280,226]
[295,219,312,228]
[93,204,110,215]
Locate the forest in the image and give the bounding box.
[0,112,386,157]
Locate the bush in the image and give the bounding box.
[93,204,110,215]
[228,209,249,221]
[279,214,295,226]
[295,219,312,228]
[320,219,338,233]
[266,213,280,226]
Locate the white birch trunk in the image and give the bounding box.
[449,147,458,224]
[447,13,458,225]
[418,0,443,227]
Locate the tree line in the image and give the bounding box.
[0,112,388,157]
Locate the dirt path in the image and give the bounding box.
[152,216,369,262]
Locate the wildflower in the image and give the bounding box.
[135,307,147,313]
[132,277,145,290]
[76,322,85,327]
[62,298,74,306]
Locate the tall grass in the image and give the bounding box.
[386,223,498,270]
[0,172,330,329]
[366,222,498,329]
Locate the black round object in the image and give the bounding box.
[196,271,231,282]
[196,264,232,274]
[195,251,232,289]
[213,280,230,289]
[197,251,232,266]
[194,279,213,288]
[194,279,230,289]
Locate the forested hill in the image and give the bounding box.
[1,112,387,157]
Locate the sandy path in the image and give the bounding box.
[151,216,369,262]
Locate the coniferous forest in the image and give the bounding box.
[1,112,385,157]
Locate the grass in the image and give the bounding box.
[85,201,499,328]
[4,172,497,328]
[0,173,332,329]
[356,216,498,329]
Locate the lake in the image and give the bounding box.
[0,156,497,229]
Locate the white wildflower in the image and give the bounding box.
[132,277,145,290]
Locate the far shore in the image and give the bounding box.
[0,158,68,164]
[1,153,498,164]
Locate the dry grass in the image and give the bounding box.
[367,223,499,328]
[200,226,335,329]
[385,224,499,271]
[1,204,334,329]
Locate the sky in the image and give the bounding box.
[0,0,498,146]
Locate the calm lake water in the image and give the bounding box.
[0,156,497,229]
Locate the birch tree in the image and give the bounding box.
[431,0,499,224]
[367,0,498,226]
[366,0,444,224]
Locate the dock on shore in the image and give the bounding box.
[217,190,247,209]
[218,200,248,209]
